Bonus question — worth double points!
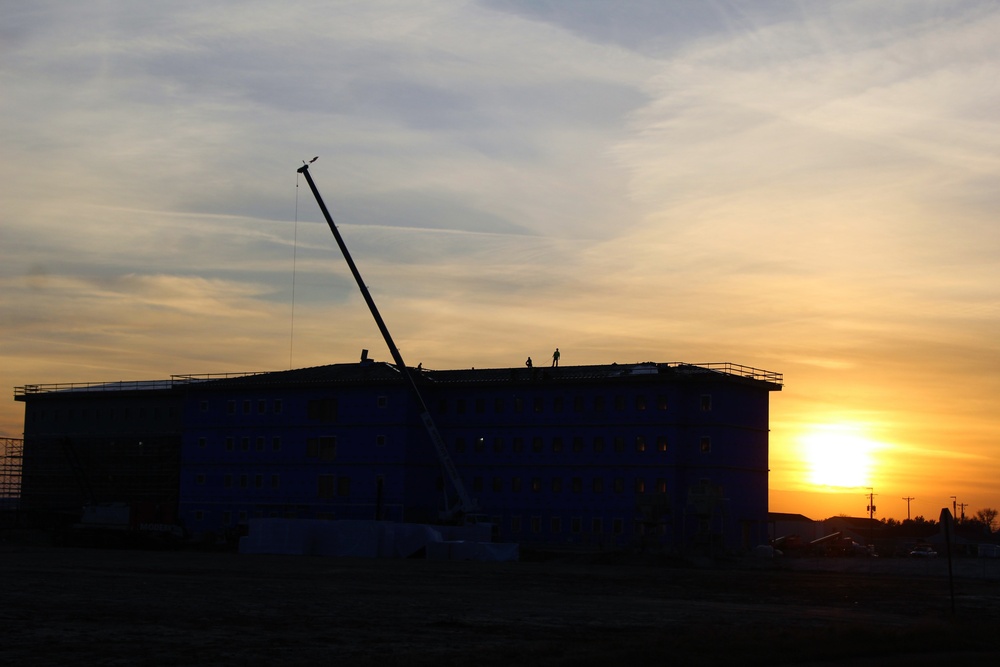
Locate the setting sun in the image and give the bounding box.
[799,424,882,490]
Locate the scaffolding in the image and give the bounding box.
[1,436,23,511]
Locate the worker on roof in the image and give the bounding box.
[552,348,560,367]
[525,357,532,367]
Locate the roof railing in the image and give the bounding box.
[14,362,781,396]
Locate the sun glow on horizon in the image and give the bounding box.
[799,423,883,491]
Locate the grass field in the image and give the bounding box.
[2,539,998,665]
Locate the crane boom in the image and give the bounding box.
[296,163,476,519]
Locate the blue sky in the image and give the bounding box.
[3,1,998,520]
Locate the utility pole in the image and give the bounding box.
[957,502,969,523]
[902,496,915,521]
[951,496,957,517]
[866,488,877,551]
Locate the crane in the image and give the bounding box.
[296,163,479,523]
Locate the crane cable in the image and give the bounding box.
[289,172,301,369]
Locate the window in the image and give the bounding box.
[438,399,448,414]
[493,477,503,492]
[614,395,625,411]
[377,395,387,408]
[531,437,543,453]
[613,478,624,494]
[256,437,265,452]
[700,394,712,412]
[613,518,624,535]
[240,475,248,489]
[512,477,522,492]
[514,397,524,413]
[494,398,504,413]
[635,478,645,494]
[572,436,584,453]
[195,510,204,521]
[224,474,232,489]
[271,474,280,489]
[227,400,235,415]
[512,437,524,453]
[571,517,582,533]
[475,398,485,414]
[200,401,209,413]
[613,437,624,452]
[272,437,282,451]
[657,436,668,452]
[456,398,466,414]
[474,437,485,453]
[473,476,483,493]
[493,437,504,453]
[274,399,282,414]
[376,434,386,447]
[511,516,522,533]
[198,437,206,449]
[455,438,466,454]
[635,394,647,411]
[240,437,249,451]
[700,436,712,453]
[551,517,561,533]
[307,398,338,421]
[593,436,605,453]
[571,477,582,493]
[635,436,646,452]
[318,475,335,498]
[552,437,563,453]
[573,396,584,412]
[533,397,543,413]
[243,400,251,414]
[594,395,605,412]
[592,518,603,534]
[320,436,336,461]
[308,437,336,460]
[254,474,263,489]
[593,478,604,493]
[257,400,266,414]
[531,516,542,533]
[195,474,205,485]
[551,478,563,493]
[657,395,668,411]
[531,477,541,492]
[553,396,564,413]
[223,511,231,525]
[657,478,667,493]
[337,477,350,497]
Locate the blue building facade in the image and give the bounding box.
[177,360,782,552]
[14,359,781,551]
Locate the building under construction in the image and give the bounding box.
[13,358,781,551]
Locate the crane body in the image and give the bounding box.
[296,163,478,522]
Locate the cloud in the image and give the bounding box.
[2,2,999,517]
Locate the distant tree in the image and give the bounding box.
[909,515,937,527]
[974,508,998,532]
[881,517,900,527]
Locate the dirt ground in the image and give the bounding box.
[2,537,999,666]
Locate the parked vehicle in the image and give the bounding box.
[909,544,937,557]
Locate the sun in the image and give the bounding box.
[799,423,880,489]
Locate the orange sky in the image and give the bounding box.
[2,3,998,522]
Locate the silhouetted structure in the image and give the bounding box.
[14,360,781,551]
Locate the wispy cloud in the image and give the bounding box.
[2,1,998,520]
